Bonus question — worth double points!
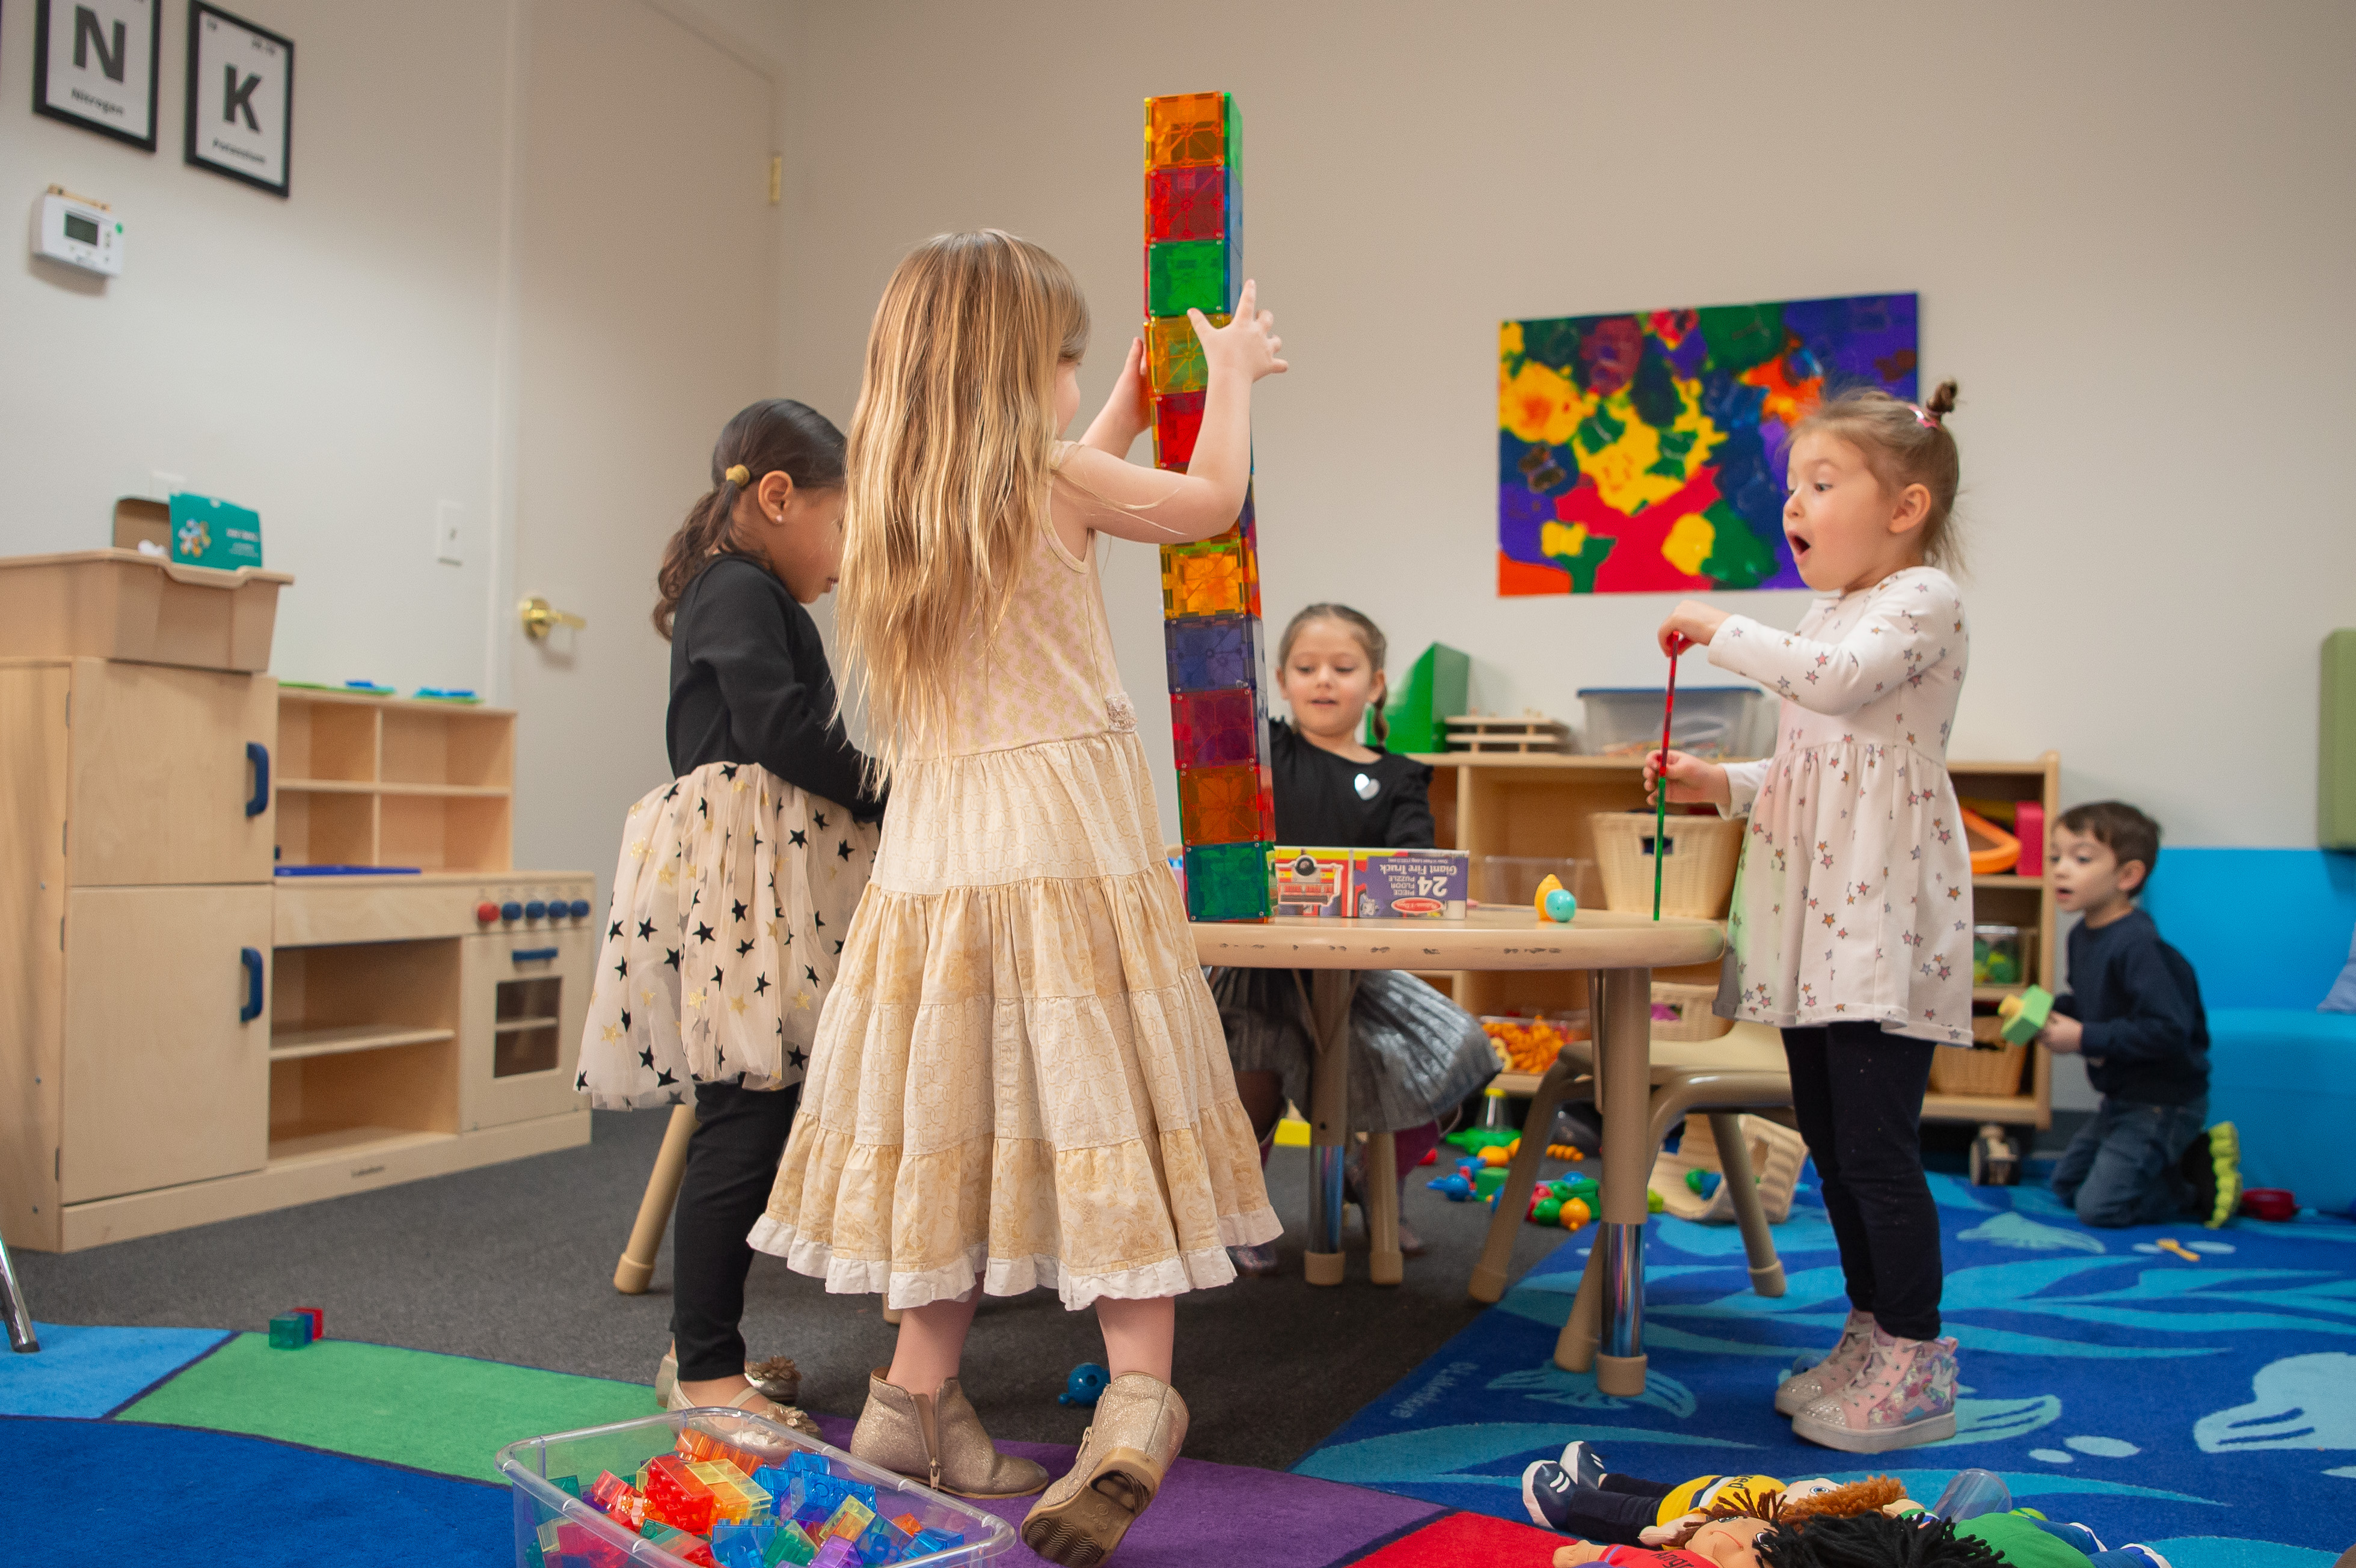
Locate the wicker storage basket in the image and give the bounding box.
[1928,1038,2028,1097]
[1650,980,1731,1040]
[1591,811,1744,918]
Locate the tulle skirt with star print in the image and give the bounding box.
[575,761,879,1109]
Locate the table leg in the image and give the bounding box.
[1303,969,1358,1287]
[1708,1112,1787,1298]
[615,1103,697,1294]
[1365,1130,1402,1285]
[0,1232,37,1353]
[1593,966,1652,1396]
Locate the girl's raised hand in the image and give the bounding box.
[1645,747,1731,808]
[1193,280,1287,384]
[1657,599,1729,658]
[1094,336,1150,443]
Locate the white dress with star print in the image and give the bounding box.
[1706,566,1974,1044]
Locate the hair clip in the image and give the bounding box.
[723,464,751,486]
[1910,406,1940,430]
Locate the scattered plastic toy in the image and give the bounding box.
[1427,1172,1476,1201]
[1994,984,2055,1045]
[2239,1187,2296,1222]
[1532,873,1578,923]
[1546,1143,1586,1162]
[1686,1168,1723,1200]
[2154,1238,2200,1262]
[1058,1362,1109,1407]
[267,1306,324,1349]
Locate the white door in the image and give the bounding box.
[508,0,778,907]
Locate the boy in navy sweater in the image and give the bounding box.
[2041,801,2240,1228]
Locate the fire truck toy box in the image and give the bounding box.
[1271,847,1354,917]
[1351,848,1469,920]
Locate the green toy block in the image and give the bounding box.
[1185,841,1270,921]
[1149,240,1230,317]
[1473,1166,1509,1199]
[1998,984,2055,1045]
[1376,643,1470,754]
[268,1312,312,1349]
[1443,1127,1519,1153]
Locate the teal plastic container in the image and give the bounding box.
[497,1409,1014,1566]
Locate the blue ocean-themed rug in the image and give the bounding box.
[1298,1168,2356,1560]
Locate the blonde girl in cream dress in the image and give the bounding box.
[749,232,1286,1564]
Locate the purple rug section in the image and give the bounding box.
[811,1414,1441,1567]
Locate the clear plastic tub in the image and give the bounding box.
[498,1409,1016,1567]
[1577,687,1773,759]
[1475,855,1598,911]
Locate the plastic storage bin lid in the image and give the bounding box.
[499,1408,1016,1566]
[1574,685,1753,696]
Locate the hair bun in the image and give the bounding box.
[1924,380,1959,418]
[723,464,751,486]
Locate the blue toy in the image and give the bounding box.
[1058,1362,1109,1407]
[1426,1172,1474,1201]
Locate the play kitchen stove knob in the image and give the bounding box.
[476,901,500,924]
[524,900,548,919]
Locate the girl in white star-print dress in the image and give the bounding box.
[575,399,883,1433]
[1649,381,1973,1457]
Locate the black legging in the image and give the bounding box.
[1781,1022,1942,1341]
[672,1081,799,1382]
[1554,1473,1679,1545]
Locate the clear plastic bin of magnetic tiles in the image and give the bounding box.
[1145,89,1271,922]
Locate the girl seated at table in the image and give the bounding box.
[1212,604,1500,1273]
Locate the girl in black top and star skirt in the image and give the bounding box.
[577,400,885,1429]
[1213,605,1499,1273]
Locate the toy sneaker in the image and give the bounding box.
[2180,1122,2242,1228]
[1227,1241,1280,1276]
[1521,1441,1611,1528]
[1773,1309,1875,1415]
[1790,1326,1958,1451]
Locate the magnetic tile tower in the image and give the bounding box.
[1145,90,1272,921]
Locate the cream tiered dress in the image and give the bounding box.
[750,517,1280,1309]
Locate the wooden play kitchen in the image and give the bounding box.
[0,543,592,1253]
[1412,750,2064,1164]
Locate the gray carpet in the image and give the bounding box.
[16,1110,1570,1471]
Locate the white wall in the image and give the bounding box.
[773,0,2356,851]
[0,0,515,692]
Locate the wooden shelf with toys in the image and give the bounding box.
[274,687,515,873]
[1413,749,2062,1135]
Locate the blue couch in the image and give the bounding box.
[2136,848,2356,1214]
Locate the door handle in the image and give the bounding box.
[511,947,560,964]
[239,948,265,1022]
[245,742,270,816]
[519,596,587,641]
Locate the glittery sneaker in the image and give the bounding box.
[1772,1309,1876,1416]
[1790,1326,1959,1452]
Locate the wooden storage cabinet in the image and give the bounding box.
[57,658,277,887]
[1416,749,2061,1132]
[275,689,514,872]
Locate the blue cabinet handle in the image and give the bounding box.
[245,742,270,816]
[512,947,559,964]
[240,948,265,1021]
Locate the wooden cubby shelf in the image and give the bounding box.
[274,690,515,872]
[1414,749,2062,1132]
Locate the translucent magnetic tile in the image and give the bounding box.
[1179,764,1263,844]
[1147,240,1229,317]
[1146,91,1227,170]
[1160,541,1249,618]
[1164,614,1263,692]
[1152,390,1204,469]
[1146,314,1226,396]
[1185,841,1270,921]
[1147,167,1226,243]
[1170,687,1261,770]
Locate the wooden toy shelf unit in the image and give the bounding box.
[1413,749,2061,1135]
[0,545,591,1254]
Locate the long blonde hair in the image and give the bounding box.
[835,231,1091,777]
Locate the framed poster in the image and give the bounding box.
[185,2,295,197]
[33,0,162,150]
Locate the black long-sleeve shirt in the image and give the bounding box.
[666,555,885,819]
[1268,718,1435,849]
[2052,907,2209,1106]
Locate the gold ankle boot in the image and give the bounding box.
[847,1368,1048,1499]
[1020,1373,1188,1567]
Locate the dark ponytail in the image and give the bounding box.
[653,399,847,639]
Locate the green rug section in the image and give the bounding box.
[117,1334,653,1484]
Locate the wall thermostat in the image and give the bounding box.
[33,186,123,277]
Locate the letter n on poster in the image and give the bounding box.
[185,2,294,197]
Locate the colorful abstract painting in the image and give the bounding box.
[1497,293,1918,595]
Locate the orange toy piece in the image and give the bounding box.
[1960,807,2021,875]
[1547,1144,1586,1162]
[1480,1015,1581,1076]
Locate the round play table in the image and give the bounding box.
[1192,907,1725,1397]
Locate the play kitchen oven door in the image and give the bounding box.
[459,921,591,1130]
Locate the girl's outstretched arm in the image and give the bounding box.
[1054,280,1286,545]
